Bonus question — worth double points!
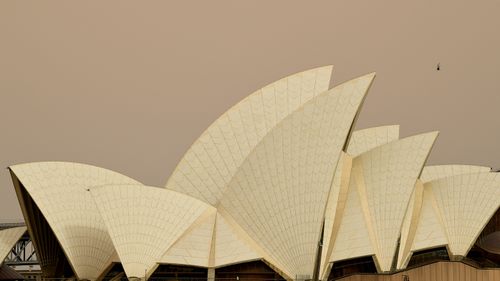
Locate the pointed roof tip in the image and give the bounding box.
[302,65,334,73]
[312,65,334,75]
[421,130,440,141]
[360,72,376,83]
[420,131,440,148]
[362,72,376,89]
[357,124,400,130]
[418,130,439,134]
[318,64,334,70]
[366,72,376,78]
[354,72,376,79]
[317,64,334,76]
[429,130,440,137]
[395,131,440,143]
[414,130,440,137]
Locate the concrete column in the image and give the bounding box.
[208,267,215,281]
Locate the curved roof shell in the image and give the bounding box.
[328,132,438,272]
[166,66,333,206]
[89,184,212,279]
[429,173,500,256]
[218,73,375,277]
[420,165,491,183]
[346,125,400,157]
[0,227,26,264]
[7,67,500,281]
[397,169,500,268]
[9,162,141,280]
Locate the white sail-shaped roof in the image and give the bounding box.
[219,73,375,278]
[0,226,26,263]
[320,152,351,278]
[396,184,449,269]
[9,162,141,280]
[410,186,448,252]
[213,211,261,268]
[166,66,333,206]
[90,184,212,279]
[160,209,266,269]
[329,168,374,262]
[428,173,500,257]
[399,172,500,267]
[397,165,494,268]
[420,165,491,183]
[329,133,438,270]
[160,208,217,267]
[321,126,400,278]
[346,125,400,157]
[396,181,426,269]
[9,66,500,280]
[349,132,438,271]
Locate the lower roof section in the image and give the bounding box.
[89,184,274,280]
[326,132,439,273]
[211,211,262,268]
[420,165,492,183]
[158,206,262,269]
[9,162,141,281]
[0,227,26,263]
[429,173,500,257]
[345,125,399,157]
[89,184,211,279]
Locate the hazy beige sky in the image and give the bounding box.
[1,1,499,221]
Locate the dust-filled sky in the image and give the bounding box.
[1,1,499,222]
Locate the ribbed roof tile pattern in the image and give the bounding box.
[397,165,495,268]
[411,186,448,250]
[0,227,26,263]
[167,66,333,206]
[428,173,500,256]
[420,165,491,183]
[160,208,216,267]
[330,170,374,262]
[346,125,399,157]
[9,162,141,280]
[320,152,351,278]
[219,73,375,277]
[351,132,438,271]
[7,67,500,281]
[396,181,424,269]
[323,126,400,277]
[90,185,212,279]
[213,212,261,267]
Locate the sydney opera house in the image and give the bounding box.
[2,66,500,281]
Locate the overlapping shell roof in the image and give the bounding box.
[8,66,500,281]
[0,227,26,265]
